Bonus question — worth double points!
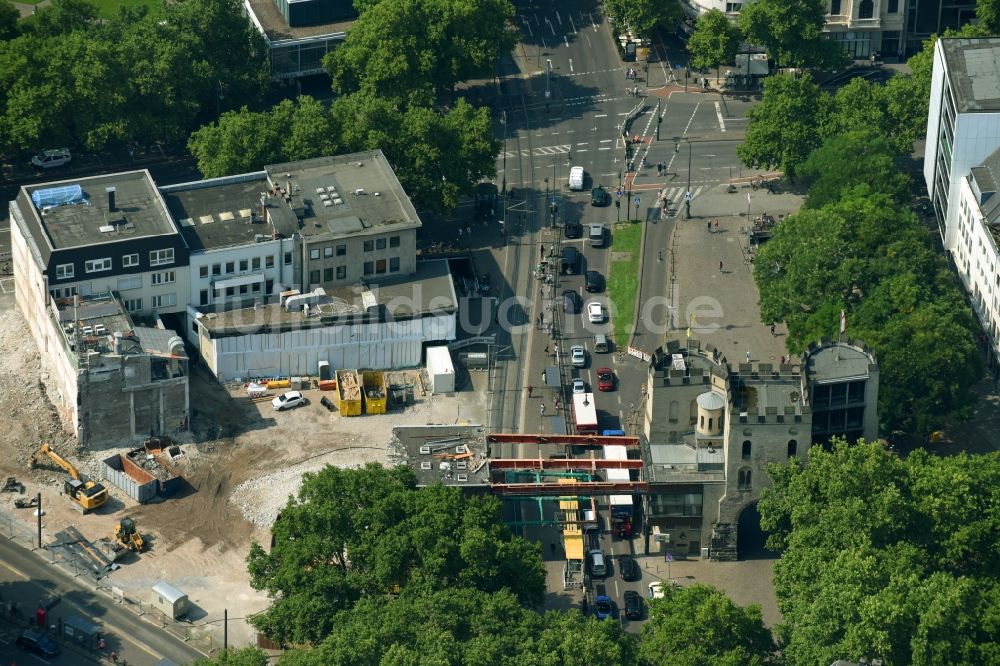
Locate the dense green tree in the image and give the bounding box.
[325,0,516,103]
[977,0,1000,34]
[604,0,682,37]
[738,0,848,68]
[21,0,97,37]
[188,101,297,178]
[639,584,778,666]
[737,73,830,178]
[193,647,269,666]
[798,130,911,209]
[687,9,742,82]
[0,1,19,41]
[759,441,1000,665]
[246,464,544,647]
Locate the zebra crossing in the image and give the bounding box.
[658,185,705,205]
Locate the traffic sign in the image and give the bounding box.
[616,188,623,198]
[633,196,641,206]
[666,552,673,562]
[551,197,557,205]
[684,191,692,201]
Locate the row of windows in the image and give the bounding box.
[829,0,897,18]
[55,249,175,279]
[740,440,797,459]
[199,255,276,279]
[812,381,865,408]
[306,236,402,261]
[198,280,273,306]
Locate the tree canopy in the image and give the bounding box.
[324,0,516,104]
[246,464,545,647]
[738,0,848,68]
[0,1,19,41]
[639,584,778,666]
[798,129,911,209]
[189,93,499,213]
[604,0,682,38]
[687,9,742,79]
[0,0,268,155]
[194,647,269,666]
[759,440,1000,665]
[753,182,980,433]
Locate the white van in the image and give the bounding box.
[589,549,607,577]
[569,166,585,191]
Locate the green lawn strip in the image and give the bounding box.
[607,220,643,349]
[90,0,162,19]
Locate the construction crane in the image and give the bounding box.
[29,443,108,513]
[112,517,145,553]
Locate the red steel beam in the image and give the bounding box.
[487,433,641,447]
[491,481,648,496]
[488,458,644,470]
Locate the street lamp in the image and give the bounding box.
[501,110,508,235]
[674,137,695,218]
[546,59,552,99]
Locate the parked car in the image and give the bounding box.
[597,367,616,392]
[31,148,72,169]
[563,289,581,314]
[570,345,587,368]
[619,554,639,581]
[569,165,585,190]
[594,595,613,620]
[585,270,603,293]
[572,378,586,394]
[587,301,605,323]
[562,246,579,274]
[588,223,605,247]
[17,630,61,658]
[591,185,610,206]
[565,220,583,238]
[271,390,305,411]
[624,590,642,620]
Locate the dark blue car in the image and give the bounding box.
[595,595,613,620]
[17,629,61,658]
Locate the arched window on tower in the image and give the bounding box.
[858,0,874,19]
[738,468,752,490]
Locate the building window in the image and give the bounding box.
[123,253,139,268]
[336,244,346,256]
[225,261,235,274]
[323,268,334,281]
[363,261,374,275]
[389,257,400,272]
[151,271,175,285]
[265,255,274,269]
[310,249,320,260]
[85,258,112,273]
[376,238,387,250]
[151,293,176,308]
[117,276,142,291]
[830,0,841,14]
[310,270,320,284]
[199,289,209,305]
[787,440,798,458]
[364,240,374,252]
[55,264,74,279]
[742,440,752,459]
[389,236,400,248]
[239,285,248,295]
[149,248,175,266]
[738,468,752,490]
[252,257,261,271]
[124,298,142,312]
[858,0,873,18]
[323,246,333,258]
[251,282,261,293]
[284,252,292,265]
[199,265,209,278]
[265,279,274,294]
[376,259,387,274]
[239,259,249,272]
[225,287,235,297]
[212,263,221,276]
[337,265,346,279]
[887,0,898,12]
[726,1,742,12]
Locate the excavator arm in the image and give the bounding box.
[30,443,81,480]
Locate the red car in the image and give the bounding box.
[597,367,615,391]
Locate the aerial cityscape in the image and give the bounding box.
[1,0,999,664]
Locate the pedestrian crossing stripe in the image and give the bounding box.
[662,186,703,202]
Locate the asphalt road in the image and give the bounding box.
[0,536,207,665]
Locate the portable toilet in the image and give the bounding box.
[151,581,189,620]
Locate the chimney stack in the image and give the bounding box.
[106,186,117,212]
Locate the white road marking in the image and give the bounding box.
[569,58,574,73]
[569,16,577,33]
[556,10,562,25]
[577,142,588,146]
[715,101,726,132]
[594,113,607,118]
[601,173,617,177]
[599,139,613,143]
[618,112,629,116]
[599,147,612,151]
[577,149,588,152]
[521,17,533,37]
[564,35,570,47]
[548,19,556,36]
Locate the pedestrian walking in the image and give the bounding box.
[540,245,545,259]
[98,637,106,651]
[527,385,533,398]
[544,345,550,354]
[111,652,119,664]
[540,403,546,416]
[458,227,463,238]
[746,350,751,363]
[714,219,720,233]
[719,260,724,272]
[707,220,712,234]
[780,355,786,365]
[770,323,776,336]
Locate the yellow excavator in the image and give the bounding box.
[112,517,144,553]
[29,443,108,513]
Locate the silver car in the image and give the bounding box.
[570,345,586,367]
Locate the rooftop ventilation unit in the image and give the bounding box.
[456,474,468,482]
[354,188,366,195]
[455,445,468,454]
[420,462,432,470]
[419,445,431,455]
